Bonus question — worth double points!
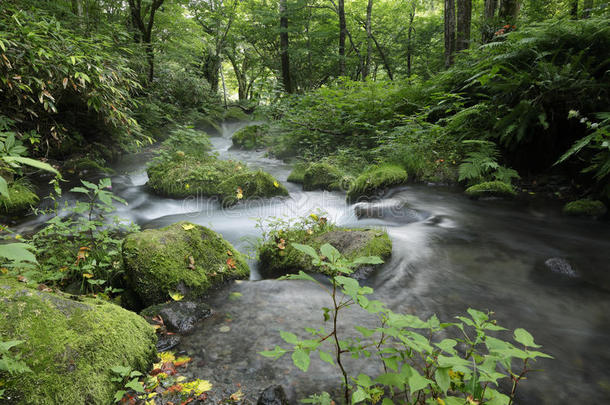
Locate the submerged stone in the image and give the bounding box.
[257,385,288,405]
[141,301,212,334]
[0,278,156,404]
[122,222,249,306]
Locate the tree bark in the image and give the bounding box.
[499,0,519,23]
[406,4,415,78]
[482,0,497,43]
[570,0,578,18]
[456,0,471,52]
[128,0,164,84]
[582,0,593,18]
[338,0,346,76]
[370,33,393,80]
[279,0,293,93]
[363,0,373,80]
[444,0,456,68]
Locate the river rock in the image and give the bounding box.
[354,198,430,224]
[141,301,212,334]
[257,385,288,405]
[0,277,156,404]
[346,165,408,202]
[259,228,391,278]
[156,334,181,352]
[122,221,250,306]
[544,257,578,278]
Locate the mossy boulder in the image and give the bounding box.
[259,227,391,278]
[122,222,249,306]
[563,199,607,217]
[0,181,39,215]
[194,114,222,136]
[218,170,289,206]
[63,156,111,175]
[222,107,249,122]
[147,155,240,198]
[0,278,156,404]
[287,162,309,184]
[231,124,269,150]
[346,165,408,202]
[465,181,516,199]
[303,163,345,191]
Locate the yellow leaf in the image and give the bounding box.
[0,268,7,274]
[236,187,243,200]
[181,379,213,395]
[181,224,195,231]
[82,273,94,279]
[230,389,244,401]
[309,213,318,221]
[273,180,279,188]
[15,234,22,240]
[185,183,190,190]
[169,291,184,301]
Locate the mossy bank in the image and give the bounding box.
[0,278,156,405]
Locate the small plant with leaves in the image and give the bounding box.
[0,340,32,399]
[110,365,145,403]
[458,140,519,185]
[261,243,551,405]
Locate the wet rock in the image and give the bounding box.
[544,258,578,278]
[257,385,288,405]
[354,198,430,224]
[141,301,212,334]
[465,181,516,199]
[156,334,181,352]
[346,165,408,202]
[122,221,249,306]
[563,199,607,218]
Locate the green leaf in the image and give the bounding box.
[514,328,540,348]
[125,378,144,393]
[0,340,25,352]
[320,243,341,263]
[381,399,395,405]
[114,390,126,403]
[280,330,299,345]
[435,367,451,394]
[352,255,384,265]
[0,177,8,198]
[0,243,37,264]
[319,350,334,365]
[355,325,376,338]
[259,346,288,359]
[292,243,318,259]
[351,387,369,404]
[70,187,90,194]
[292,349,310,372]
[2,156,59,176]
[375,372,404,390]
[283,271,318,284]
[80,180,98,190]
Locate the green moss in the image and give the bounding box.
[222,107,249,122]
[563,199,607,217]
[0,181,39,215]
[287,162,309,184]
[147,154,241,197]
[303,162,344,191]
[231,124,269,150]
[465,181,516,198]
[122,222,249,305]
[194,115,222,135]
[0,278,156,405]
[218,170,289,206]
[346,165,408,202]
[63,156,112,174]
[258,226,392,278]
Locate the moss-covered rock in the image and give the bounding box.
[63,156,112,175]
[465,181,516,199]
[287,162,308,184]
[222,107,249,122]
[303,162,345,191]
[194,114,222,136]
[218,170,289,206]
[122,222,249,305]
[147,154,241,198]
[0,181,39,215]
[231,124,269,150]
[562,199,607,217]
[346,165,408,202]
[259,227,391,278]
[0,278,156,405]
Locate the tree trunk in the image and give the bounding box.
[279,0,293,93]
[203,53,220,93]
[127,0,164,84]
[499,0,519,23]
[444,0,456,68]
[582,0,593,18]
[363,0,373,80]
[406,4,415,78]
[370,33,393,80]
[145,41,154,84]
[482,0,497,43]
[456,0,471,52]
[71,0,83,16]
[570,0,578,18]
[338,0,346,76]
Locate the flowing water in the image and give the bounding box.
[17,123,610,403]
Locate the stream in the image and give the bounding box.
[17,122,610,403]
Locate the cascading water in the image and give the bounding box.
[16,123,610,403]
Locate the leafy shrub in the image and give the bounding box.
[261,244,551,405]
[458,140,519,185]
[0,180,39,215]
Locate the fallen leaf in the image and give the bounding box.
[187,256,195,270]
[226,250,233,256]
[273,180,279,188]
[82,273,94,279]
[17,275,28,283]
[169,291,184,301]
[181,224,195,231]
[226,258,236,270]
[219,326,230,333]
[230,389,244,402]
